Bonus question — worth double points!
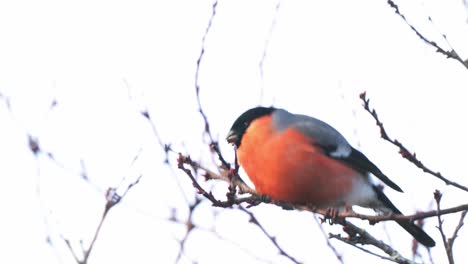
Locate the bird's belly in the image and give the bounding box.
[238,127,371,207]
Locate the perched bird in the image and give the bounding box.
[226,106,435,247]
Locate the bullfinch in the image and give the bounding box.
[226,106,435,247]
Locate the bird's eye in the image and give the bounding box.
[243,121,249,127]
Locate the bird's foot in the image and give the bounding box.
[324,207,339,224]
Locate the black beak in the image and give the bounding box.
[226,130,238,145]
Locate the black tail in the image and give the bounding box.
[372,186,436,247]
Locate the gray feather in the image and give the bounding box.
[271,108,403,192]
[272,109,352,157]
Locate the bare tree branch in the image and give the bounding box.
[259,0,281,103]
[360,92,468,192]
[447,210,468,258]
[177,149,468,263]
[386,0,467,69]
[195,0,218,144]
[61,235,82,264]
[434,190,467,264]
[315,204,468,223]
[193,0,235,173]
[164,206,276,263]
[177,153,260,207]
[312,215,344,264]
[329,233,412,263]
[178,151,468,222]
[238,207,301,264]
[60,175,142,264]
[179,153,255,194]
[140,110,171,161]
[330,219,416,264]
[174,198,202,263]
[434,190,452,264]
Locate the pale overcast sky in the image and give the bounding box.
[1,0,467,263]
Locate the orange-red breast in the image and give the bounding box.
[226,106,435,247]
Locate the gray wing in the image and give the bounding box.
[272,109,403,192]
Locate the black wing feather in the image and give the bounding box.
[318,144,403,192]
[287,111,402,192]
[372,185,435,247]
[343,148,403,192]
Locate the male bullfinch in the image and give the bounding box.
[226,106,435,247]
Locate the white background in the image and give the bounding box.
[1,0,467,263]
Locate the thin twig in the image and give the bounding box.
[312,215,344,264]
[174,198,201,263]
[193,0,234,172]
[195,0,218,144]
[165,206,271,263]
[239,207,301,264]
[329,234,405,263]
[447,210,468,257]
[177,153,263,208]
[434,190,453,264]
[258,0,281,103]
[139,105,193,205]
[360,92,468,192]
[61,236,82,264]
[63,177,142,264]
[209,142,231,170]
[435,190,467,264]
[181,154,256,194]
[386,0,467,69]
[314,204,468,223]
[333,219,417,264]
[81,204,110,263]
[140,109,171,163]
